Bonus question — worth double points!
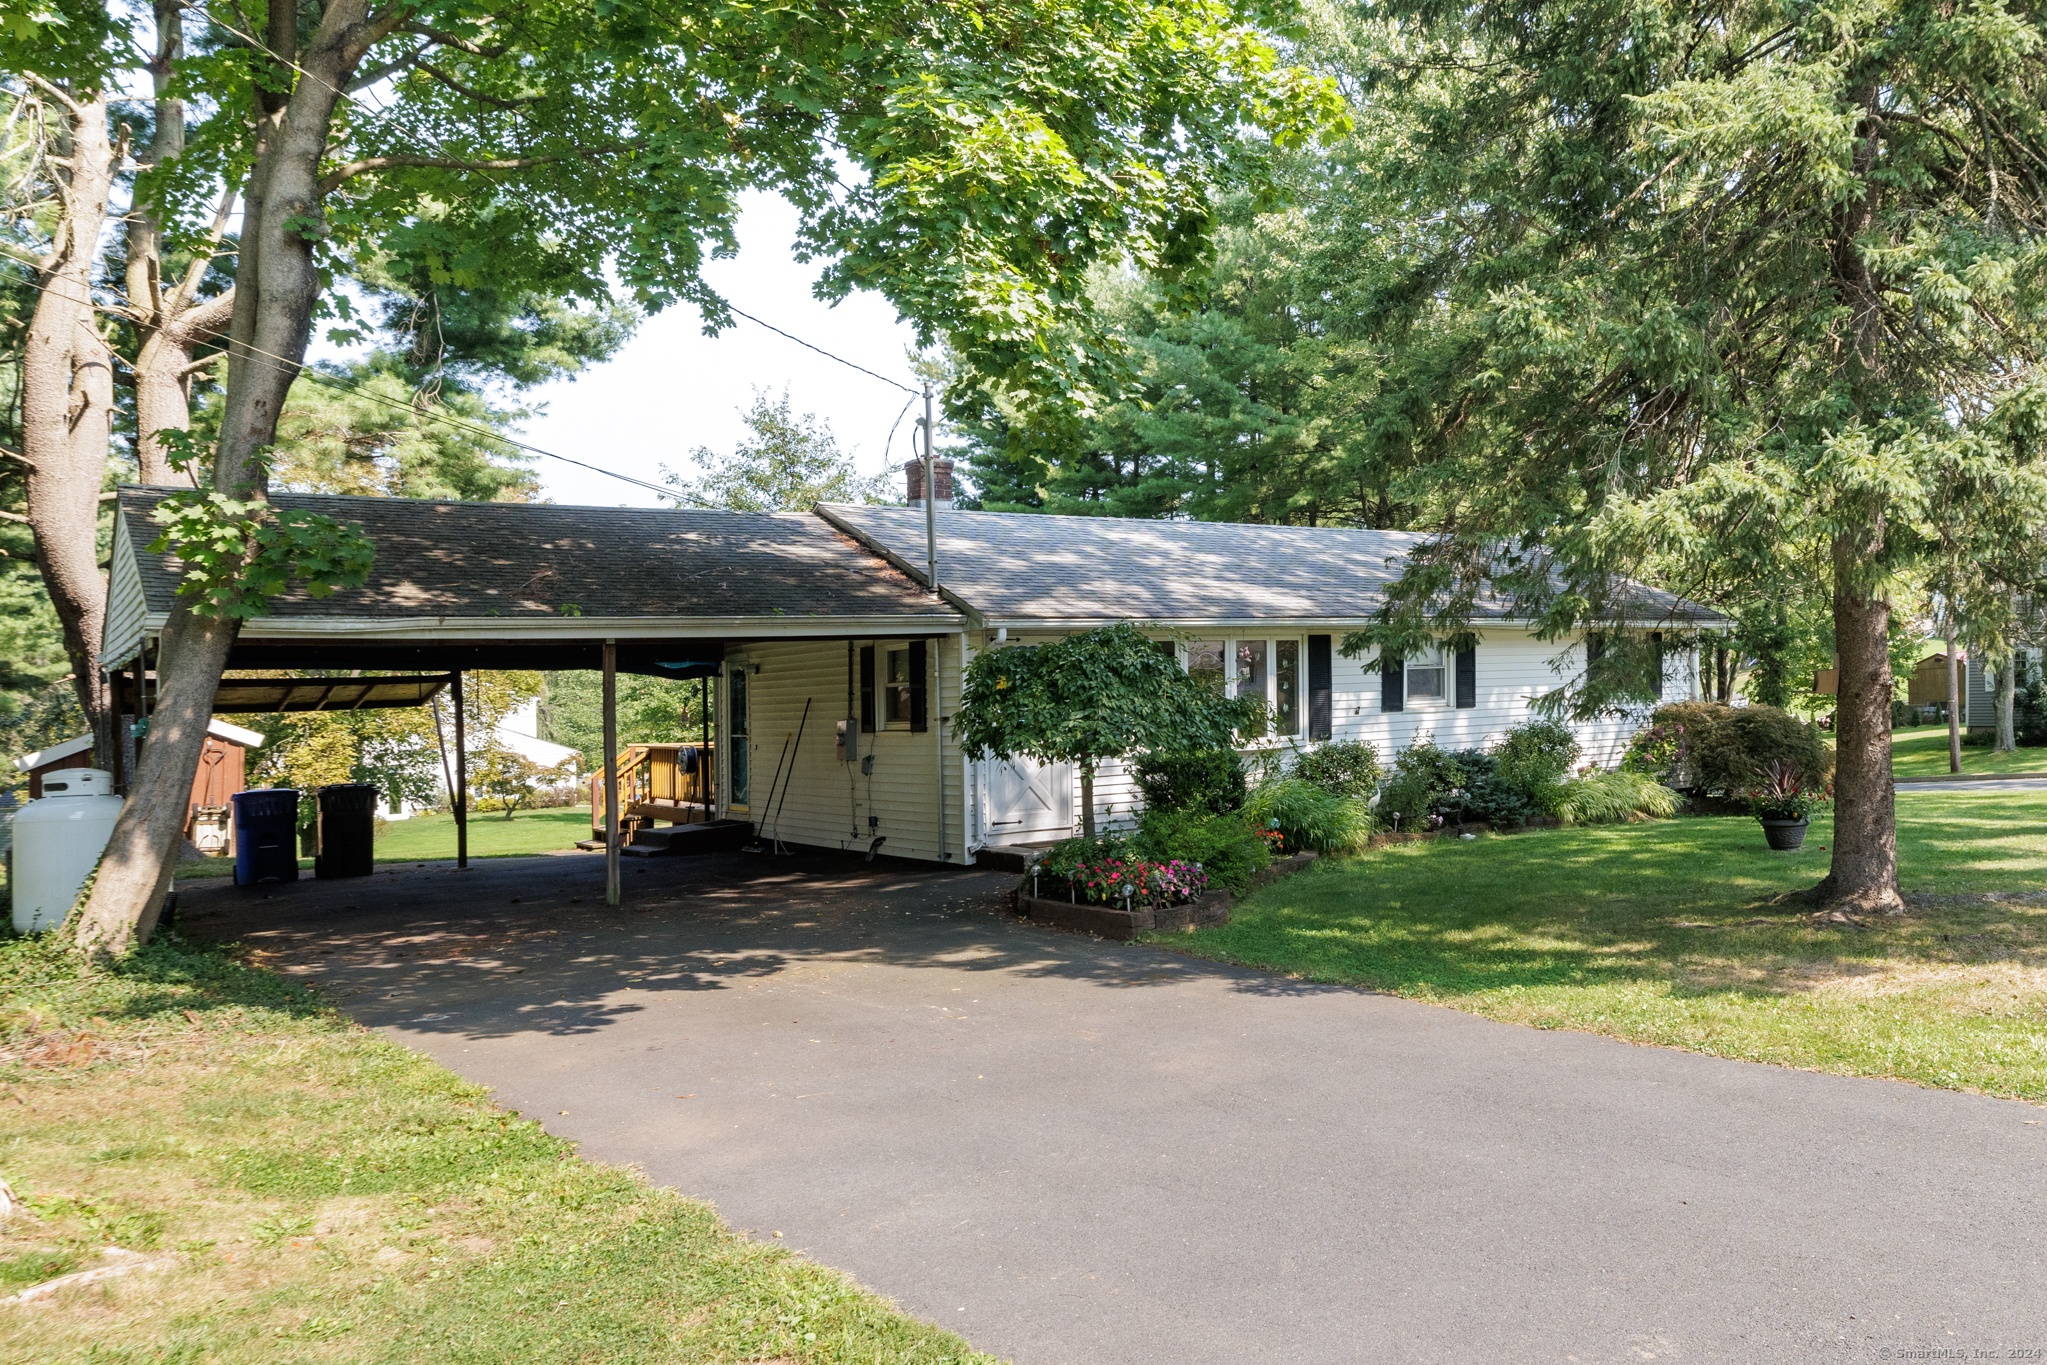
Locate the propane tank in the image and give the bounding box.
[12,769,124,933]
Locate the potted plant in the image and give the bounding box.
[1738,760,1831,850]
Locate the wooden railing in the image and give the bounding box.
[589,743,715,837]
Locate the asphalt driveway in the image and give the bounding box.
[181,850,2047,1363]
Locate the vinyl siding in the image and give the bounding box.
[983,627,1689,842]
[722,636,972,863]
[101,513,150,665]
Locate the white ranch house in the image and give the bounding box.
[103,479,1726,870]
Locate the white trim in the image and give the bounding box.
[206,718,266,749]
[13,734,94,772]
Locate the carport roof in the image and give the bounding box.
[105,487,963,663]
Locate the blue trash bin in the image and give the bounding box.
[232,788,300,885]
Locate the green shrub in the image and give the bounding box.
[1440,750,1537,827]
[1243,778,1372,854]
[2018,655,2047,747]
[1552,771,1681,825]
[1289,739,1383,800]
[1693,705,1832,789]
[1129,806,1271,894]
[1624,701,1830,790]
[1036,832,1129,882]
[1134,749,1248,814]
[1493,719,1580,791]
[1374,737,1462,831]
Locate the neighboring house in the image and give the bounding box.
[382,700,583,819]
[1965,648,2044,733]
[101,474,1725,866]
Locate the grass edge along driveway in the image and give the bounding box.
[0,934,999,1365]
[1148,789,2047,1104]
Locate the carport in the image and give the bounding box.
[102,487,963,903]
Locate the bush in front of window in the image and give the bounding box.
[1289,739,1384,802]
[1135,749,1248,815]
[1129,805,1271,894]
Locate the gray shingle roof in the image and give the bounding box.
[818,505,1728,626]
[116,487,949,622]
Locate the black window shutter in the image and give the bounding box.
[860,646,876,732]
[909,639,929,731]
[1308,635,1333,739]
[1650,632,1664,697]
[1586,632,1605,666]
[1381,654,1404,712]
[1455,645,1477,709]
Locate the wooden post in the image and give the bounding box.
[452,671,468,869]
[604,641,620,906]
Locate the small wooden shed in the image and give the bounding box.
[14,719,265,853]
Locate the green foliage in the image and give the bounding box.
[1376,737,1461,831]
[1134,749,1248,815]
[2019,656,2047,749]
[1288,739,1383,801]
[540,672,709,769]
[663,389,892,511]
[1493,721,1580,793]
[0,681,87,803]
[147,477,376,622]
[1128,806,1270,895]
[1438,750,1536,829]
[1243,777,1371,854]
[957,624,1239,833]
[1551,773,1681,827]
[259,362,541,502]
[1735,761,1833,823]
[1690,706,1833,792]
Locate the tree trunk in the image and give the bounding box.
[126,1,238,484]
[73,0,397,954]
[1994,650,2017,753]
[1813,547,1902,914]
[1946,630,1962,773]
[1080,766,1095,838]
[21,90,117,748]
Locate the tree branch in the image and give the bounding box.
[397,22,509,57]
[18,71,85,118]
[0,509,29,524]
[347,41,431,92]
[318,145,633,194]
[418,60,544,110]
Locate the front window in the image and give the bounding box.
[1275,640,1300,735]
[1406,649,1446,702]
[1176,635,1305,741]
[1187,640,1227,696]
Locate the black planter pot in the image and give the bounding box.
[1760,818,1809,851]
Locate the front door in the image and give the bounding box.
[981,757,1073,842]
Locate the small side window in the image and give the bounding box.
[1407,650,1447,702]
[885,647,914,723]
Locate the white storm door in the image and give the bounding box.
[981,757,1073,839]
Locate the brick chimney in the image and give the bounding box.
[905,457,955,510]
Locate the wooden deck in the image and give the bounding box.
[589,743,714,838]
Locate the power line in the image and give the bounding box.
[2,265,682,500]
[725,305,920,395]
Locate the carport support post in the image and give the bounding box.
[604,640,620,906]
[453,671,468,869]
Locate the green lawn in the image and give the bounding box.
[1892,723,2047,780]
[1149,789,2047,1102]
[171,807,597,881]
[0,934,997,1365]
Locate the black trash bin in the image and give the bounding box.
[232,788,300,885]
[314,783,379,880]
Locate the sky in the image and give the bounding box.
[505,192,926,509]
[310,189,928,510]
